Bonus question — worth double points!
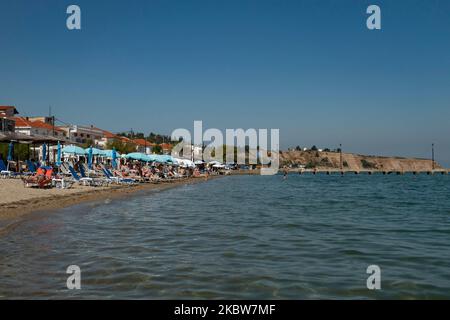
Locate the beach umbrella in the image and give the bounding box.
[56,141,62,167]
[153,154,174,163]
[103,149,121,158]
[62,145,86,155]
[125,152,147,161]
[88,146,93,170]
[85,147,105,156]
[7,142,13,161]
[42,143,47,164]
[111,148,117,169]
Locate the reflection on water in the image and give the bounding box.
[0,174,449,299]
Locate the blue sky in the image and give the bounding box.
[1,0,449,166]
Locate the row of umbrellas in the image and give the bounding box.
[61,146,176,169]
[5,142,222,170]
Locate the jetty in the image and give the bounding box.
[295,169,449,175]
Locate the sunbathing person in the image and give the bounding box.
[22,167,53,188]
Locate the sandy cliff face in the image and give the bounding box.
[279,150,442,171]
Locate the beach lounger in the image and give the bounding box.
[22,167,53,188]
[52,176,74,189]
[0,159,20,178]
[68,166,104,186]
[102,168,135,184]
[22,160,37,176]
[69,166,92,186]
[59,162,71,175]
[110,168,143,183]
[81,163,98,177]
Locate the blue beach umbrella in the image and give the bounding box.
[103,149,120,158]
[153,154,174,163]
[125,152,147,161]
[7,142,13,161]
[56,141,62,167]
[42,143,47,164]
[111,148,117,169]
[62,145,86,156]
[85,147,105,156]
[88,146,93,170]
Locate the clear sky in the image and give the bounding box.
[1,0,449,166]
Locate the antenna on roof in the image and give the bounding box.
[49,105,55,136]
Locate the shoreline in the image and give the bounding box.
[0,175,223,223]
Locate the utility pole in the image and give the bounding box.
[339,143,343,170]
[49,106,55,136]
[432,143,435,171]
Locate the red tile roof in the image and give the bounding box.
[160,143,173,150]
[89,126,119,139]
[0,106,19,115]
[133,139,151,146]
[13,117,65,132]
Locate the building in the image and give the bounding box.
[58,125,104,145]
[133,139,154,154]
[160,143,173,155]
[13,117,67,139]
[0,106,19,118]
[26,116,54,124]
[0,118,15,132]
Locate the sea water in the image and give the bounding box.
[0,174,449,299]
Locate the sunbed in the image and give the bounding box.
[68,166,104,186]
[22,167,53,188]
[0,159,20,178]
[101,168,135,184]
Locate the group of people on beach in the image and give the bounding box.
[3,155,217,189]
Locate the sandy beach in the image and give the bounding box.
[0,176,217,222]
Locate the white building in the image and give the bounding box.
[58,125,104,145]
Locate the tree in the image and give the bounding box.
[311,145,318,151]
[105,139,135,154]
[81,139,94,149]
[152,144,162,154]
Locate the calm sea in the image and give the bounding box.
[0,174,449,299]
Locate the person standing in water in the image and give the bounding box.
[283,167,288,180]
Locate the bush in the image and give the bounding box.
[361,159,377,169]
[305,161,317,169]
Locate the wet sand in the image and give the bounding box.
[0,176,217,221]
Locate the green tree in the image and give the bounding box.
[105,139,136,154]
[152,144,162,154]
[81,139,94,149]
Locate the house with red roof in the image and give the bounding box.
[13,117,68,140]
[0,106,19,118]
[160,143,173,154]
[133,138,155,154]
